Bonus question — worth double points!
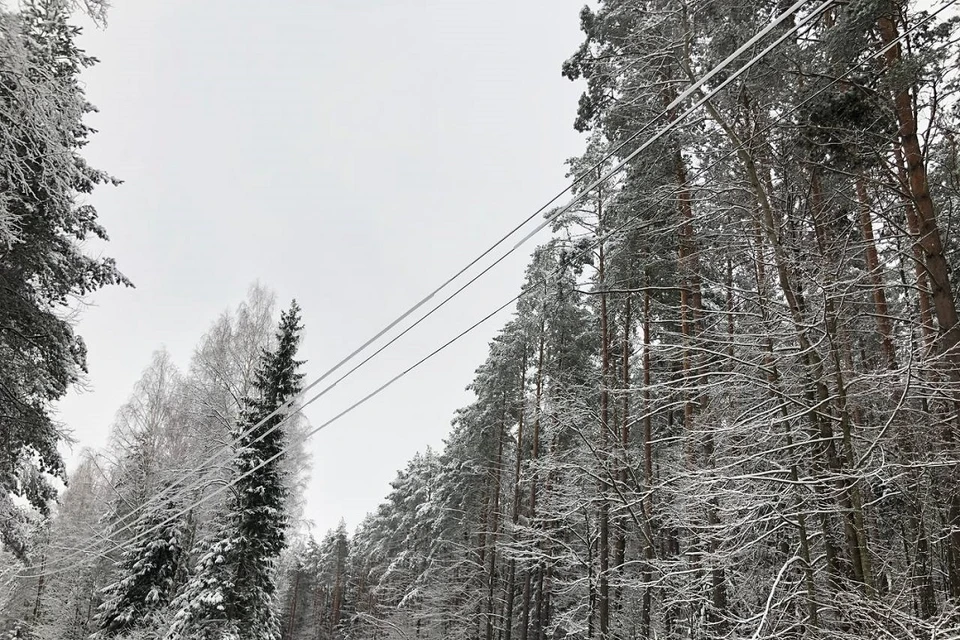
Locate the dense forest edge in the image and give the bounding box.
[3,0,960,638]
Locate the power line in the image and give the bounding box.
[22,0,824,578]
[13,0,823,580]
[31,11,740,566]
[16,0,945,580]
[6,0,849,580]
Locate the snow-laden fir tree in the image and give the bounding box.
[0,0,129,560]
[166,301,305,640]
[93,497,188,637]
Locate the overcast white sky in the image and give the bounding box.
[59,1,588,536]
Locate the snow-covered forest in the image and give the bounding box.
[3,0,960,638]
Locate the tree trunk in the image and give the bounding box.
[504,352,527,640]
[810,168,874,595]
[285,570,301,640]
[521,325,545,640]
[878,1,960,597]
[597,178,611,640]
[855,175,896,367]
[752,211,820,628]
[614,296,631,593]
[641,284,654,638]
[486,407,507,640]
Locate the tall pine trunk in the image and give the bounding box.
[878,0,960,597]
[521,324,545,640]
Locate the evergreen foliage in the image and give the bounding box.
[166,301,305,640]
[0,0,129,559]
[93,498,188,637]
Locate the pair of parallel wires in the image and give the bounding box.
[11,0,954,581]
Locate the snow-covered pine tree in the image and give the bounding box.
[0,0,129,560]
[93,497,188,637]
[166,301,305,640]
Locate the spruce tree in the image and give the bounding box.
[166,301,305,640]
[93,498,188,637]
[0,0,129,558]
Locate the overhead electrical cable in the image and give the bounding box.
[17,0,946,580]
[5,0,850,579]
[25,0,822,577]
[38,8,710,560]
